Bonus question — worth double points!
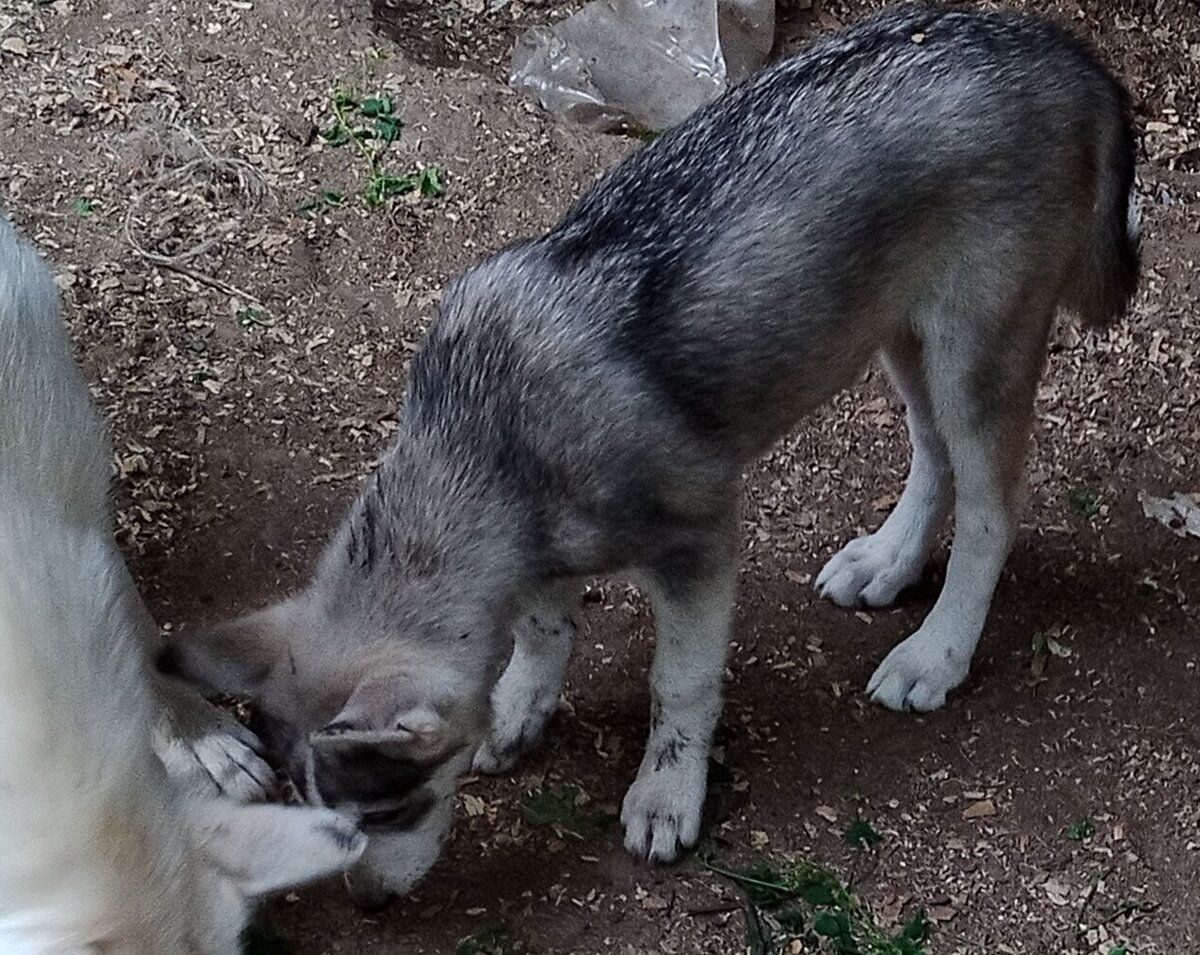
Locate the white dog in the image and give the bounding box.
[0,212,367,954]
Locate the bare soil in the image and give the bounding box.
[1,0,1198,952]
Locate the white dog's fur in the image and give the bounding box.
[0,213,367,954]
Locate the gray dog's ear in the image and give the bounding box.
[156,598,308,699]
[305,672,461,808]
[311,672,450,756]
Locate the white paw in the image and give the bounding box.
[155,716,276,802]
[815,532,927,608]
[867,629,970,712]
[620,760,706,863]
[471,692,558,775]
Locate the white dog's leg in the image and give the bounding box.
[621,553,736,863]
[473,581,579,774]
[152,673,276,801]
[817,336,952,607]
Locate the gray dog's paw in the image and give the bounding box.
[157,720,276,801]
[867,626,970,712]
[472,706,555,776]
[153,677,276,801]
[620,762,705,863]
[156,726,276,801]
[816,532,928,609]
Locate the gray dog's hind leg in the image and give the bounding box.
[473,580,580,774]
[867,292,1055,712]
[816,331,953,609]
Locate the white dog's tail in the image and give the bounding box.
[0,214,111,525]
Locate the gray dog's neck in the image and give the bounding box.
[313,408,537,659]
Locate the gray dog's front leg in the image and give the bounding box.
[621,551,737,863]
[473,580,580,774]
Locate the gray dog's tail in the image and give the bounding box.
[1067,91,1140,328]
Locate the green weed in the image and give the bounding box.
[296,190,345,218]
[1066,484,1102,518]
[307,89,445,213]
[1065,818,1096,842]
[236,306,273,328]
[843,818,884,850]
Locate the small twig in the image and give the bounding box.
[736,891,772,955]
[936,928,994,954]
[149,260,264,307]
[685,902,741,917]
[1074,867,1113,939]
[122,129,270,306]
[1082,898,1161,935]
[122,206,222,267]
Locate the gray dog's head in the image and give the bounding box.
[158,592,493,909]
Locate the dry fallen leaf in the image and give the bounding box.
[1044,877,1072,906]
[1139,490,1200,538]
[963,798,997,819]
[1,36,29,56]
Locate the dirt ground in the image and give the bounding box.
[2,0,1198,952]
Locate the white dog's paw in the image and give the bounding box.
[620,760,706,863]
[815,532,927,608]
[867,629,970,712]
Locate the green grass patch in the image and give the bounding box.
[705,853,929,955]
[454,925,526,955]
[240,916,294,955]
[519,782,614,841]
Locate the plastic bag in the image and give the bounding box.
[510,0,775,133]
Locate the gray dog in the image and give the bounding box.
[162,4,1139,907]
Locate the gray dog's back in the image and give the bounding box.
[416,4,1136,584]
